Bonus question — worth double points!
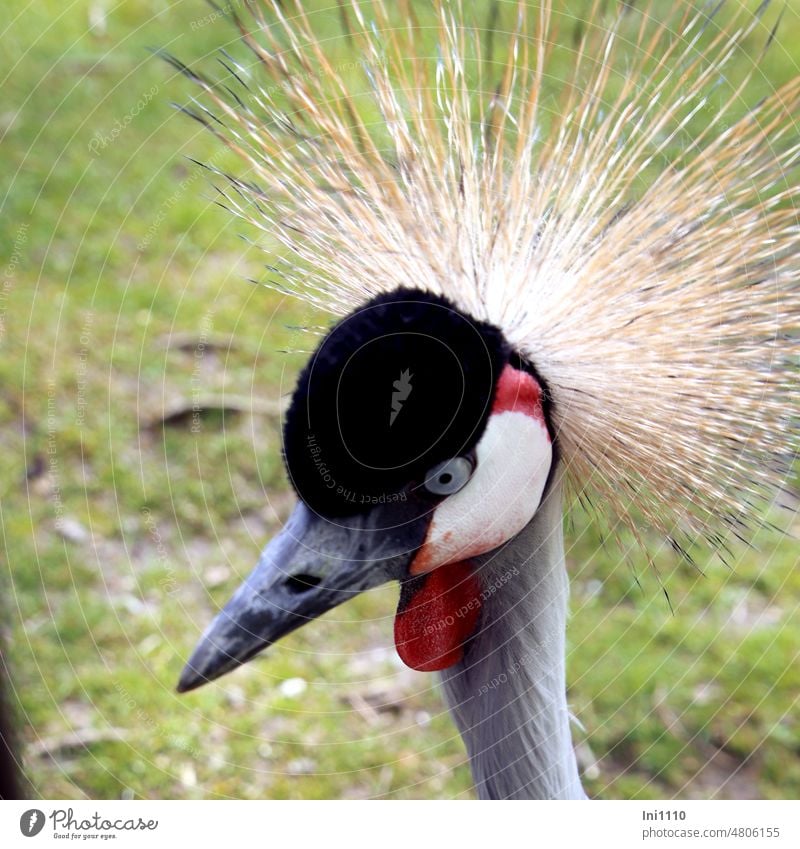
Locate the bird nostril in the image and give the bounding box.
[284,573,322,594]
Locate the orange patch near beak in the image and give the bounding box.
[394,561,483,672]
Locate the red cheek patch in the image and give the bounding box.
[394,561,482,672]
[492,363,546,425]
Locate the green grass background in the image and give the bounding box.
[1,0,798,799]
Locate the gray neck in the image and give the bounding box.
[440,474,586,799]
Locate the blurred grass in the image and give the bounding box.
[0,0,798,799]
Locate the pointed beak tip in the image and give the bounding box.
[176,663,212,694]
[175,678,194,695]
[175,676,195,695]
[175,638,261,695]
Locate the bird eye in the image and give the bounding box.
[424,456,474,496]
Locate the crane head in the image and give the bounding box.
[178,288,554,691]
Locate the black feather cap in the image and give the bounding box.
[283,288,510,516]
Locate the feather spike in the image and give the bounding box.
[172,0,800,556]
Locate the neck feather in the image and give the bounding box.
[440,473,586,799]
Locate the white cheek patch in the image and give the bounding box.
[410,410,552,575]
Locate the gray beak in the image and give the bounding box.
[177,500,425,692]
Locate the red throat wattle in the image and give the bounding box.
[393,562,483,672]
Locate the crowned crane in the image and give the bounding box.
[173,0,800,799]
